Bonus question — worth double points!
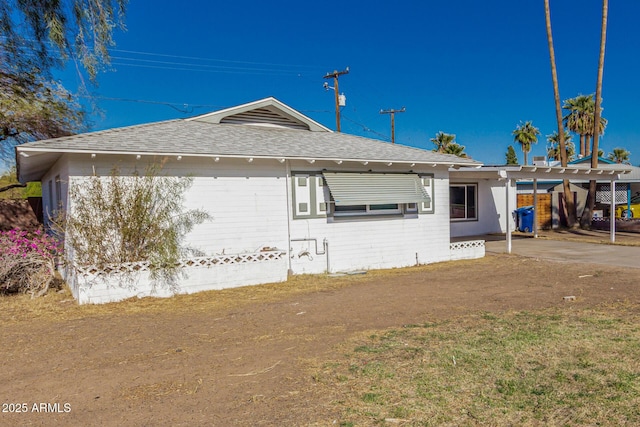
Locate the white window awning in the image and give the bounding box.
[322,172,431,206]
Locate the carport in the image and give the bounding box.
[450,165,632,253]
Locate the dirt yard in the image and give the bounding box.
[1,251,639,426]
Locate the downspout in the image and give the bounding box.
[324,238,330,273]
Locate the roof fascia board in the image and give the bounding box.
[17,147,476,168]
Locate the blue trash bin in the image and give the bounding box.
[514,206,535,232]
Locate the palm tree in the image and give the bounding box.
[608,147,630,164]
[584,112,607,156]
[443,142,468,158]
[545,0,577,227]
[512,121,540,165]
[547,130,575,162]
[582,0,608,229]
[430,131,456,153]
[563,94,607,158]
[563,94,592,157]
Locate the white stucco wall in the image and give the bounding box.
[449,178,516,238]
[288,164,453,274]
[57,155,481,303]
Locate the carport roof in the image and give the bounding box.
[450,164,633,181]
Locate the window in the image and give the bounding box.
[55,175,62,210]
[450,184,477,220]
[322,172,429,218]
[333,203,402,217]
[292,172,430,220]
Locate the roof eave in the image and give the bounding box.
[16,146,479,170]
[451,165,632,181]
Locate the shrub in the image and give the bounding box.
[0,228,61,297]
[56,164,209,289]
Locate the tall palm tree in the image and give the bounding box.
[608,147,630,164]
[584,112,607,156]
[582,0,608,229]
[430,131,456,153]
[563,94,592,157]
[545,0,576,227]
[563,94,607,158]
[512,121,540,165]
[547,130,575,162]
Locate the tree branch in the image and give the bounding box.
[0,183,27,193]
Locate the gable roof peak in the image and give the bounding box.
[186,97,331,132]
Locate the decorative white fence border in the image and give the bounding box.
[73,251,287,277]
[68,250,289,304]
[450,240,485,261]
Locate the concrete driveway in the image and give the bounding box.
[485,237,640,269]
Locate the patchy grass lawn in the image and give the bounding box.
[1,254,639,425]
[314,305,640,426]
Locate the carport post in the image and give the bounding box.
[506,177,512,254]
[533,178,538,238]
[610,179,616,243]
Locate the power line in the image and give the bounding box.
[341,115,390,141]
[111,58,312,77]
[110,48,324,69]
[80,94,334,116]
[78,95,226,113]
[3,36,329,76]
[110,55,306,74]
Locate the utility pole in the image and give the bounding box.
[380,107,405,144]
[323,67,349,132]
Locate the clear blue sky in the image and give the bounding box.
[60,0,640,166]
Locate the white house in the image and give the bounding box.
[16,97,485,304]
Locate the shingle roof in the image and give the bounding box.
[17,118,480,165]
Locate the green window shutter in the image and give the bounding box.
[292,174,312,218]
[419,175,434,214]
[315,175,328,217]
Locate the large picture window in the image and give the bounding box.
[450,184,477,221]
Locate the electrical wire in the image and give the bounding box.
[6,37,389,136]
[110,55,306,74]
[341,115,390,141]
[109,48,324,69]
[109,61,310,77]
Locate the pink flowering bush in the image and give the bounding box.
[0,228,62,297]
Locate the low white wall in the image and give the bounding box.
[449,240,485,261]
[68,252,288,304]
